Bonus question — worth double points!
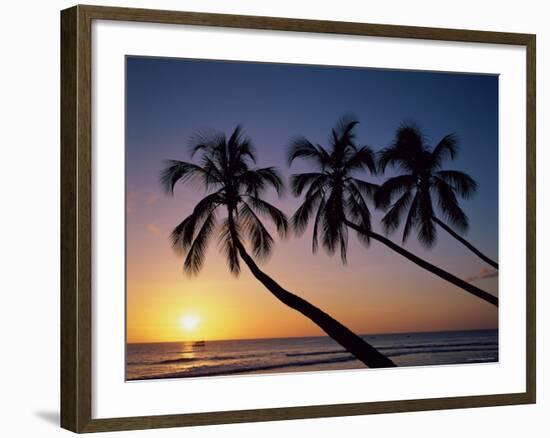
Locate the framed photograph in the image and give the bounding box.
[60,4,536,433]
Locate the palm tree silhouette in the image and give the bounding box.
[376,124,498,269]
[288,118,498,307]
[161,125,395,368]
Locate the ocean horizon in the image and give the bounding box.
[126,328,498,381]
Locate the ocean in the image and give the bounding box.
[126,329,498,381]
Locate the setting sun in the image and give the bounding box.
[180,314,201,331]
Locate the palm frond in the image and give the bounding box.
[381,190,413,235]
[160,160,207,195]
[402,192,420,244]
[188,130,225,159]
[375,175,416,209]
[183,212,217,275]
[287,137,330,168]
[290,172,328,196]
[255,167,285,195]
[170,192,222,253]
[218,218,241,275]
[432,133,458,165]
[435,170,477,198]
[239,202,274,260]
[346,183,371,225]
[227,125,243,150]
[338,220,349,264]
[238,169,263,197]
[199,155,225,188]
[239,166,285,197]
[349,178,378,201]
[291,189,323,235]
[235,138,257,164]
[416,191,436,248]
[311,196,327,254]
[395,124,424,152]
[345,185,372,246]
[334,116,359,141]
[432,177,469,231]
[170,215,195,254]
[345,146,377,174]
[332,117,359,148]
[227,126,258,169]
[377,146,411,173]
[245,195,289,238]
[379,124,424,173]
[321,189,346,256]
[330,118,360,168]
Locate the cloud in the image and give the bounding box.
[465,268,498,282]
[127,191,161,214]
[145,193,160,205]
[147,223,161,237]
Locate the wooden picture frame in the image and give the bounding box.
[61,4,536,433]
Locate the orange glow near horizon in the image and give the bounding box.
[126,208,498,344]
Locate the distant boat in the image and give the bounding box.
[192,340,206,347]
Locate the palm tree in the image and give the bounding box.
[376,124,498,269]
[161,125,395,368]
[288,118,498,307]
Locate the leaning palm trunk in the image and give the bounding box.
[432,217,498,269]
[235,241,396,368]
[225,210,395,368]
[344,220,499,307]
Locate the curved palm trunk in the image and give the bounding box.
[235,241,395,368]
[344,220,498,307]
[433,216,499,269]
[225,207,394,368]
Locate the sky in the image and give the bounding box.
[126,56,499,344]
